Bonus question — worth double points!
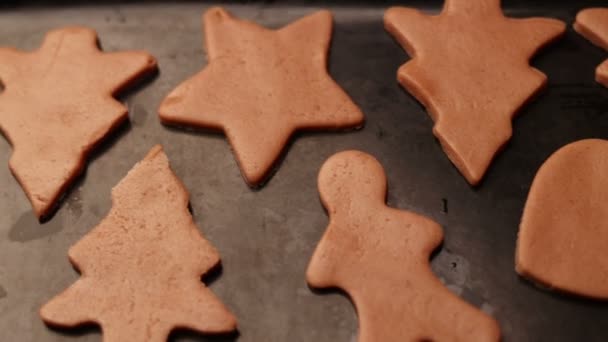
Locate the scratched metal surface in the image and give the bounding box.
[0,2,607,342]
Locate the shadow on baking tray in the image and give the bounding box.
[47,325,239,341]
[516,275,608,309]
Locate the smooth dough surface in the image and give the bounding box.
[0,26,156,219]
[516,139,608,300]
[307,150,501,342]
[159,7,363,187]
[384,0,565,185]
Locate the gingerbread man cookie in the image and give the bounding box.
[385,0,565,185]
[516,139,608,300]
[159,7,364,187]
[574,8,608,87]
[307,150,500,342]
[40,146,236,341]
[0,26,157,219]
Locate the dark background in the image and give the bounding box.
[1,0,607,9]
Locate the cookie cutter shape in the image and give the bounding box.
[307,150,500,342]
[40,146,237,341]
[516,139,608,300]
[385,0,565,185]
[0,26,157,219]
[159,7,364,187]
[574,8,608,87]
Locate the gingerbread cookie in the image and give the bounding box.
[574,8,608,87]
[40,146,237,341]
[159,7,364,187]
[307,151,500,341]
[384,0,565,185]
[0,26,157,219]
[516,139,608,300]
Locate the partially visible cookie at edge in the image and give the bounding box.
[0,26,157,219]
[516,139,608,300]
[574,8,608,87]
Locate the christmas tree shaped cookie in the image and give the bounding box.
[0,26,157,219]
[159,7,364,187]
[574,8,608,87]
[40,146,237,341]
[307,151,500,341]
[516,139,608,300]
[384,0,565,185]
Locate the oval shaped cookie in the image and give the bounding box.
[516,139,608,300]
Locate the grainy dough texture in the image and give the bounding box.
[574,8,608,87]
[384,0,565,185]
[40,145,237,342]
[159,7,364,187]
[0,26,157,219]
[307,150,501,342]
[516,139,608,300]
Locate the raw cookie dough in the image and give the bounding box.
[516,139,608,300]
[574,8,608,87]
[0,26,157,219]
[159,7,364,187]
[307,150,501,342]
[40,145,237,341]
[384,0,565,185]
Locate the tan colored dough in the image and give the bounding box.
[384,0,565,185]
[0,26,157,219]
[159,7,364,187]
[574,8,608,87]
[516,139,608,300]
[40,145,237,341]
[307,150,500,342]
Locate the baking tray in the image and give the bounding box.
[1,1,607,341]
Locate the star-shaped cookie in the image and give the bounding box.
[574,8,608,87]
[40,145,237,341]
[307,151,501,341]
[385,0,565,185]
[159,7,364,186]
[0,26,157,219]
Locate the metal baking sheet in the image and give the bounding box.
[1,1,607,341]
